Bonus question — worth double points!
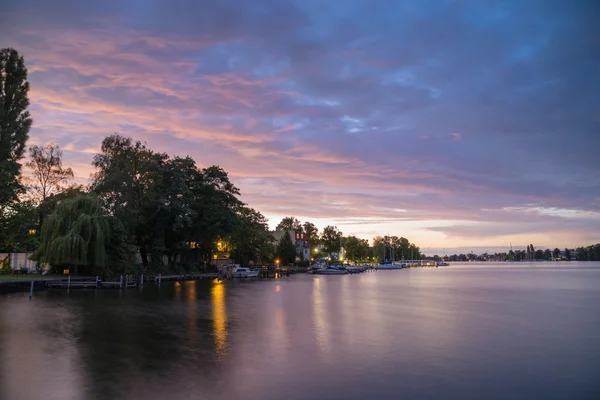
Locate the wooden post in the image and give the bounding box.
[125,275,128,289]
[140,274,144,287]
[67,275,71,289]
[119,275,123,289]
[158,273,162,285]
[29,280,34,299]
[95,276,99,288]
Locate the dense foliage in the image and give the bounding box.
[276,231,297,265]
[0,48,32,208]
[30,195,131,277]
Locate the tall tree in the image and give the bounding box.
[230,206,274,266]
[0,48,32,208]
[534,249,544,260]
[575,246,588,261]
[26,144,74,203]
[343,236,369,263]
[277,216,303,233]
[303,221,319,247]
[553,248,561,259]
[592,244,600,261]
[372,236,386,261]
[321,225,342,257]
[26,143,74,228]
[543,249,552,260]
[277,231,296,265]
[91,135,169,268]
[92,135,243,269]
[189,165,242,266]
[564,248,571,261]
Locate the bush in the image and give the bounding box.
[296,260,310,267]
[0,257,11,275]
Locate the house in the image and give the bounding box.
[271,227,311,261]
[295,232,310,261]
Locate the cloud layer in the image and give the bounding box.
[1,0,599,248]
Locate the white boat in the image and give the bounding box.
[232,267,260,278]
[377,263,406,270]
[314,266,348,275]
[437,261,449,267]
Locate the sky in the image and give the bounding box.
[1,0,599,254]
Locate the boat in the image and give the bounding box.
[437,261,449,267]
[231,267,260,278]
[313,266,348,275]
[345,265,362,274]
[377,262,406,270]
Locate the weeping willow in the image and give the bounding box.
[31,195,111,268]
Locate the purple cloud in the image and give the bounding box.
[1,0,598,247]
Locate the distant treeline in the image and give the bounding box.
[432,243,600,262]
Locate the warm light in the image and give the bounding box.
[28,229,36,235]
[213,254,218,260]
[275,259,280,265]
[211,283,227,356]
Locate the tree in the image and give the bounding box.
[277,216,303,233]
[321,225,342,257]
[91,135,175,268]
[343,236,369,263]
[543,249,551,260]
[26,144,74,203]
[230,206,275,266]
[575,247,588,261]
[564,248,571,261]
[372,236,386,261]
[30,195,131,277]
[534,249,544,260]
[0,200,38,253]
[26,143,74,228]
[553,248,560,259]
[303,221,319,248]
[91,135,244,270]
[277,231,296,265]
[0,48,32,208]
[591,244,600,261]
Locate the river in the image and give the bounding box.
[1,262,599,400]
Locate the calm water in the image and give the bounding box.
[1,263,599,400]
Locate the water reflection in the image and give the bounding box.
[174,281,182,300]
[312,277,331,361]
[184,281,198,343]
[211,282,227,356]
[1,265,599,400]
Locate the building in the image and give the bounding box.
[271,227,311,261]
[295,232,310,261]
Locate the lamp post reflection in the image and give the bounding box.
[211,283,228,357]
[312,277,331,361]
[185,281,198,344]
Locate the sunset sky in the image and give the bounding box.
[1,0,598,254]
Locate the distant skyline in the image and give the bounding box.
[1,0,599,248]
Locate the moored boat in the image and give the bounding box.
[377,262,406,270]
[314,266,348,275]
[232,267,260,278]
